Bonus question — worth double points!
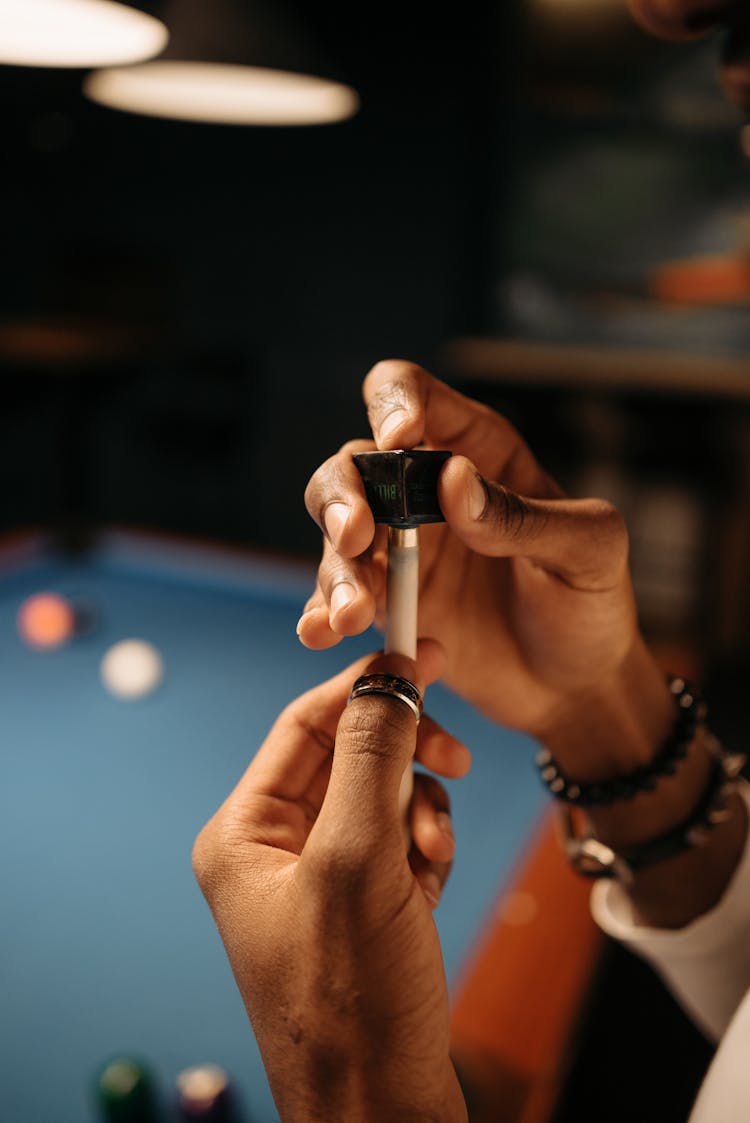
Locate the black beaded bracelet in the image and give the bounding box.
[559,733,748,884]
[536,676,706,807]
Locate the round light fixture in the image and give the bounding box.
[83,0,360,127]
[84,60,360,125]
[0,0,168,68]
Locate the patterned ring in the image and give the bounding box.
[347,673,423,724]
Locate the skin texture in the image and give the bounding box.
[193,645,469,1123]
[300,361,674,772]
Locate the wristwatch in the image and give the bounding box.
[557,735,746,886]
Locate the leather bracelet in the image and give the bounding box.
[536,676,704,806]
[558,733,747,885]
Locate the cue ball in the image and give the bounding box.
[100,639,164,700]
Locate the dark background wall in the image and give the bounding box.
[0,0,509,555]
[0,0,748,662]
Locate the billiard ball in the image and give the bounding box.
[17,591,100,649]
[176,1063,234,1120]
[100,639,164,700]
[94,1056,158,1123]
[17,592,75,649]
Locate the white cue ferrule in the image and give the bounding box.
[385,526,420,831]
[385,526,419,661]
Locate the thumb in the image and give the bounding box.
[439,454,629,591]
[313,651,424,859]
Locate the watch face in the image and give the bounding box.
[559,804,634,884]
[569,836,633,885]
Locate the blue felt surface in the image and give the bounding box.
[0,540,544,1123]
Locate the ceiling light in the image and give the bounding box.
[0,0,168,69]
[84,0,359,126]
[85,61,359,125]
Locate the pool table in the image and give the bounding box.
[0,528,552,1123]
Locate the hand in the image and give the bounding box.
[192,644,470,1123]
[300,360,672,772]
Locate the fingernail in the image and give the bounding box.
[295,610,315,636]
[437,811,454,843]
[421,871,443,909]
[330,582,355,620]
[468,473,488,521]
[323,503,350,546]
[379,409,407,443]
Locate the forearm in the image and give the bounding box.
[261,1042,468,1123]
[538,635,748,929]
[242,948,469,1123]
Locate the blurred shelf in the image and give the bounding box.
[441,337,750,400]
[0,318,151,372]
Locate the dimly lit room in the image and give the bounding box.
[3,2,750,1121]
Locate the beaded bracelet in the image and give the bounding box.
[536,676,705,807]
[559,733,748,884]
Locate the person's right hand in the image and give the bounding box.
[300,361,673,775]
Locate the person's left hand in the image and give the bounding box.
[192,643,471,1123]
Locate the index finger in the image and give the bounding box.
[363,359,553,495]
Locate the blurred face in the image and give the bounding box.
[628,0,750,111]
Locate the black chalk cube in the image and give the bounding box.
[353,449,451,526]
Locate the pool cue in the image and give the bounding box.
[385,526,419,825]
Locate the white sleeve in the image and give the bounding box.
[686,988,750,1123]
[591,779,750,1043]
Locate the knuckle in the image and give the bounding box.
[192,815,248,904]
[311,461,358,527]
[602,507,630,569]
[304,824,403,904]
[303,462,329,519]
[481,481,535,540]
[285,699,335,755]
[338,437,372,458]
[588,497,629,548]
[304,448,365,523]
[320,557,357,598]
[485,408,518,447]
[340,699,413,757]
[304,835,367,886]
[191,820,218,891]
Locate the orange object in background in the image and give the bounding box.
[17,592,75,649]
[451,808,604,1123]
[649,254,750,304]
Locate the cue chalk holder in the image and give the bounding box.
[352,448,452,528]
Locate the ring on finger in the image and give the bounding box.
[347,673,423,724]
